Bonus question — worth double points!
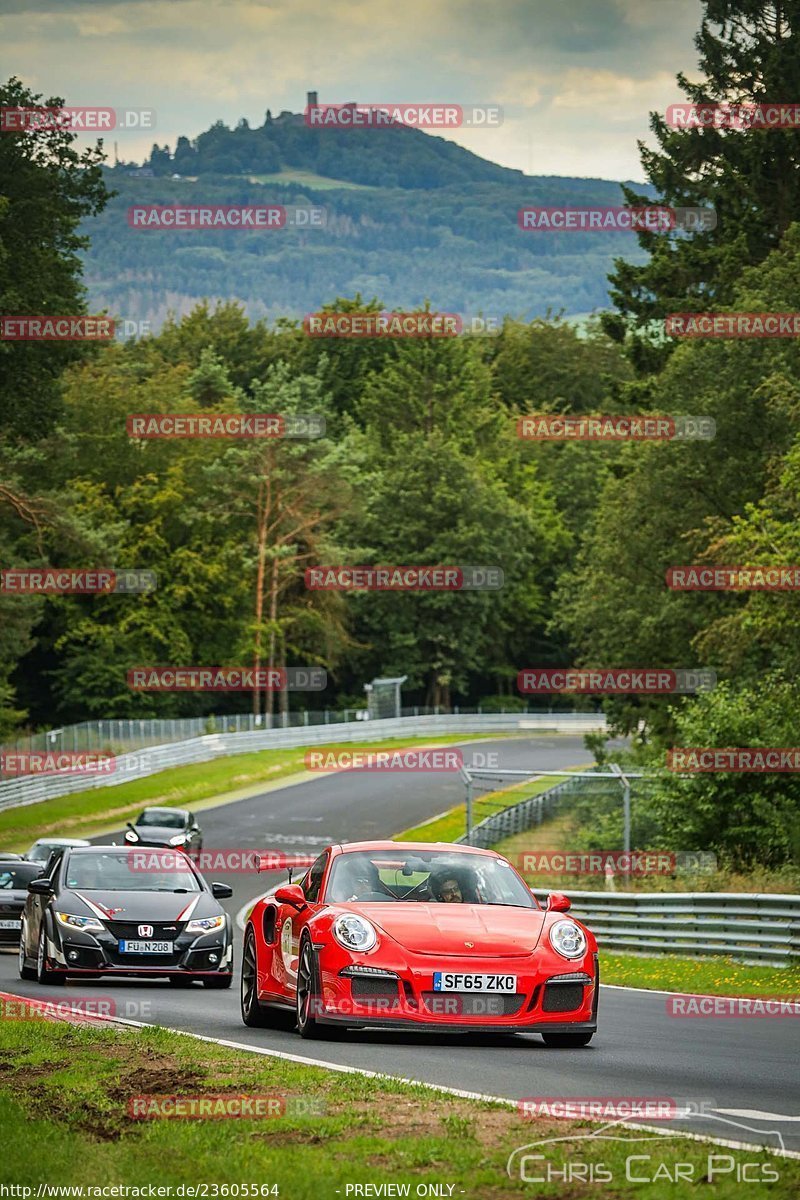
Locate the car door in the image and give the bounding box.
[23,850,60,956]
[277,852,328,994]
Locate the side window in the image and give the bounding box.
[303,853,328,903]
[46,851,64,884]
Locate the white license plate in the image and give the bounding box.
[433,972,517,993]
[119,940,172,954]
[0,919,21,930]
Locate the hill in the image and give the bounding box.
[84,101,653,329]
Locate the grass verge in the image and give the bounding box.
[601,951,800,997]
[394,774,569,843]
[0,735,502,853]
[0,1016,795,1197]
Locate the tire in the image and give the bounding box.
[241,928,278,1027]
[203,972,233,989]
[18,921,36,981]
[36,924,66,986]
[296,935,328,1039]
[540,1031,594,1048]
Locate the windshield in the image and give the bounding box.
[136,810,187,829]
[28,842,70,860]
[64,851,200,892]
[0,864,42,889]
[326,849,535,908]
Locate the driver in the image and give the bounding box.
[336,854,382,901]
[429,867,471,903]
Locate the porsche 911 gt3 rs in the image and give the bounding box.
[241,841,599,1043]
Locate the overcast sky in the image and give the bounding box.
[0,0,704,181]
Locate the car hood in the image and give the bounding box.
[355,902,547,957]
[0,890,27,905]
[130,827,186,844]
[61,889,215,923]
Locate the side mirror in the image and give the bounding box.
[211,882,233,899]
[28,878,54,895]
[274,884,307,910]
[546,891,571,913]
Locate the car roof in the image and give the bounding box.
[34,837,90,846]
[67,843,190,856]
[329,841,501,858]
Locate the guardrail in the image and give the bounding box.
[531,890,800,967]
[457,775,800,966]
[0,711,607,813]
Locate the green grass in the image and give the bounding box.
[0,1018,795,1196]
[394,774,571,843]
[0,734,502,853]
[601,951,800,997]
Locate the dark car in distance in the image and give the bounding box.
[0,861,43,945]
[124,807,203,860]
[19,845,233,987]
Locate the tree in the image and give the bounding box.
[0,76,109,438]
[605,1,800,364]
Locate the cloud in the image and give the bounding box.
[0,0,702,178]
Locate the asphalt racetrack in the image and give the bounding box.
[3,735,798,1154]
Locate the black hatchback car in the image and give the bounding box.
[124,807,203,859]
[19,845,233,987]
[0,861,43,945]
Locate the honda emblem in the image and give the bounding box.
[138,924,154,938]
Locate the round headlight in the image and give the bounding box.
[332,913,377,952]
[549,919,587,960]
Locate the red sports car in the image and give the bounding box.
[240,841,598,1044]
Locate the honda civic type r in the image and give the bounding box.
[19,845,234,986]
[241,841,599,1043]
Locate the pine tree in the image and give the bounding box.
[605,1,800,367]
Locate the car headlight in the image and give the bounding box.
[185,915,225,934]
[169,834,187,845]
[56,911,104,932]
[124,830,139,842]
[332,913,377,952]
[549,919,587,960]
